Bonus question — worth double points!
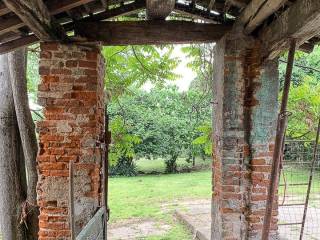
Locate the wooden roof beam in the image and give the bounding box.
[0,15,24,35]
[47,0,96,15]
[259,0,320,59]
[0,34,38,54]
[0,2,10,16]
[74,20,232,45]
[2,0,61,40]
[238,0,287,34]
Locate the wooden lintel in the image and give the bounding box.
[259,0,320,59]
[0,35,39,54]
[75,20,231,45]
[239,0,286,34]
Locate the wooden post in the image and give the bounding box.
[69,161,75,240]
[262,39,296,240]
[299,117,320,240]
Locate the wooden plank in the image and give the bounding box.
[0,2,10,16]
[238,0,286,34]
[3,0,57,40]
[47,0,96,15]
[62,0,145,31]
[0,31,20,43]
[74,20,231,45]
[174,2,232,23]
[259,0,320,58]
[0,35,39,54]
[0,15,24,35]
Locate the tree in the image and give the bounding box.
[0,49,39,240]
[108,87,212,173]
[286,76,320,140]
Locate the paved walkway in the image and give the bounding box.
[174,200,320,240]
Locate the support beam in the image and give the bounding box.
[0,35,39,55]
[0,2,10,16]
[0,15,24,35]
[74,21,231,45]
[238,0,286,34]
[47,0,96,15]
[174,2,232,23]
[259,0,320,59]
[2,0,60,40]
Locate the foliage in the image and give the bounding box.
[26,46,40,100]
[286,76,320,140]
[192,122,213,156]
[102,45,180,100]
[279,46,320,88]
[108,116,141,166]
[108,87,212,173]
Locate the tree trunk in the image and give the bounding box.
[0,53,25,240]
[8,49,39,239]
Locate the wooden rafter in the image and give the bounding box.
[2,0,60,40]
[46,0,96,15]
[174,2,232,23]
[0,35,38,54]
[74,20,232,45]
[0,15,24,35]
[0,2,10,16]
[259,0,320,58]
[238,0,286,34]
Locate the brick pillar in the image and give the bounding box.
[37,43,105,239]
[212,33,279,240]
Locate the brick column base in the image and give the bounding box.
[212,33,279,240]
[37,43,105,239]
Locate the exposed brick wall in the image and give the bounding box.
[212,33,279,240]
[37,42,105,239]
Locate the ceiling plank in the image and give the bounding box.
[0,15,24,35]
[0,34,38,54]
[174,2,232,23]
[74,20,231,45]
[47,0,96,15]
[238,0,286,34]
[2,0,59,40]
[259,0,320,58]
[0,2,10,16]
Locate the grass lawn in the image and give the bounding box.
[109,170,212,239]
[279,166,320,195]
[135,157,211,174]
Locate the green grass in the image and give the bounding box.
[109,170,212,239]
[279,167,320,195]
[135,157,211,174]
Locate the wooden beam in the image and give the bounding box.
[238,0,286,34]
[0,2,10,16]
[2,0,58,40]
[174,2,232,23]
[0,15,24,35]
[74,20,231,45]
[208,0,216,10]
[47,0,96,15]
[0,35,38,54]
[259,0,320,58]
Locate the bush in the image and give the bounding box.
[110,157,137,176]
